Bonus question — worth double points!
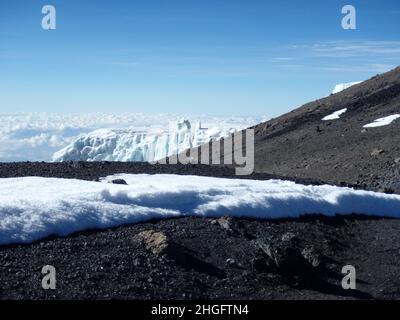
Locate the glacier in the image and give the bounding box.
[52,119,239,162]
[0,113,261,162]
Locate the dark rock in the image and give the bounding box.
[216,216,235,233]
[281,232,297,242]
[110,179,128,185]
[255,237,319,276]
[265,245,307,273]
[301,246,321,268]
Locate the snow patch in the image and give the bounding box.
[1,174,400,245]
[331,82,362,94]
[322,108,347,121]
[363,114,400,128]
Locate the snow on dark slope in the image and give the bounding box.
[250,66,400,193]
[185,67,400,193]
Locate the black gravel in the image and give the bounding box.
[1,213,400,300]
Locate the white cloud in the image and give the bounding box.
[321,63,396,73]
[285,40,400,74]
[309,40,400,58]
[270,57,296,62]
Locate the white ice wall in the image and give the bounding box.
[52,119,237,162]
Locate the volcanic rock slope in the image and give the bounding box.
[251,66,400,193]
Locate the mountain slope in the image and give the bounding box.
[183,67,399,193]
[251,67,400,193]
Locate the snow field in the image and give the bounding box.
[1,174,400,245]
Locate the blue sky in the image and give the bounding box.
[0,0,399,117]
